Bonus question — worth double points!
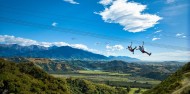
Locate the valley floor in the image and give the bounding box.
[51,70,161,93]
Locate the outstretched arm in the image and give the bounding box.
[142,41,144,46]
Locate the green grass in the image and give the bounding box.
[128,88,148,94]
[53,70,132,82]
[78,70,131,76]
[52,70,161,89]
[128,88,138,94]
[53,74,129,82]
[52,70,160,84]
[78,70,110,74]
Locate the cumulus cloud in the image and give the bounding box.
[182,36,186,38]
[0,35,38,46]
[0,35,70,47]
[176,33,186,38]
[152,37,161,41]
[154,30,162,33]
[105,45,125,56]
[97,0,162,32]
[106,44,124,51]
[176,33,183,37]
[51,42,69,47]
[52,22,57,27]
[133,50,190,61]
[99,0,113,6]
[63,0,79,4]
[0,35,100,54]
[71,44,88,50]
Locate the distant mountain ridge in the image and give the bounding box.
[0,44,140,61]
[108,56,139,62]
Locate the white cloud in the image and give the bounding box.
[133,51,190,61]
[182,36,186,38]
[154,30,162,33]
[39,42,54,47]
[51,42,69,47]
[99,0,113,6]
[63,0,79,4]
[176,33,182,37]
[0,35,38,46]
[176,33,183,37]
[71,44,88,50]
[152,37,161,41]
[105,44,125,56]
[70,44,101,54]
[176,33,187,38]
[97,0,162,32]
[0,35,101,54]
[166,0,175,4]
[106,44,124,51]
[52,22,57,27]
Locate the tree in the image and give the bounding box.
[126,85,131,92]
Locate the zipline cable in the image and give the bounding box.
[1,5,190,39]
[0,16,189,51]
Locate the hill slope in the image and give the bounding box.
[144,62,190,94]
[0,59,128,94]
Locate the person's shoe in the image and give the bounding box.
[148,53,151,56]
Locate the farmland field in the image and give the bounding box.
[52,70,161,89]
[128,88,148,94]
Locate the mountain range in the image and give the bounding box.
[0,44,139,61]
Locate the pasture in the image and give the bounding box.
[52,70,161,89]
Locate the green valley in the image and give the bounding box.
[0,59,128,94]
[1,57,187,94]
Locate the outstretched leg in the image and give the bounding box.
[144,51,151,56]
[132,46,137,54]
[133,46,137,50]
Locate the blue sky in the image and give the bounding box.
[0,0,189,61]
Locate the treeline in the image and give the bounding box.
[0,59,128,94]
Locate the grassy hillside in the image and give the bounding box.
[5,57,83,73]
[5,57,181,82]
[144,62,190,94]
[0,59,128,94]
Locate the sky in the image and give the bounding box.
[0,0,189,61]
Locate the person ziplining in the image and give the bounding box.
[137,42,151,56]
[127,42,137,54]
[127,42,151,56]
